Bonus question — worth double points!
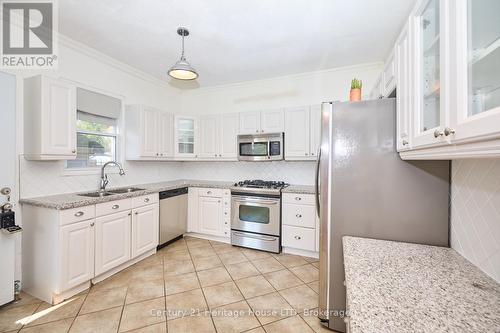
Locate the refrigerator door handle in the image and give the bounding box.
[315,147,321,218]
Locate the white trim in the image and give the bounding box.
[282,247,319,259]
[58,34,172,90]
[183,232,230,244]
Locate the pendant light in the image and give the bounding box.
[168,27,198,80]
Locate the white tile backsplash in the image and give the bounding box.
[19,159,315,198]
[451,159,500,283]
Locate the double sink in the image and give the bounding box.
[78,187,145,198]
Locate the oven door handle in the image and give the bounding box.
[233,198,279,205]
[233,232,277,241]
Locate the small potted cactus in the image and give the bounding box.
[350,78,362,102]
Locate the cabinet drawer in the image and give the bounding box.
[132,194,159,208]
[198,188,222,197]
[96,198,132,216]
[59,205,95,226]
[282,193,315,205]
[282,225,315,252]
[282,203,316,228]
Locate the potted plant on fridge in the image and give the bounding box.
[350,78,362,102]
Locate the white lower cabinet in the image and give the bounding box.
[59,220,94,292]
[198,196,223,236]
[95,211,131,276]
[132,204,159,257]
[187,187,230,239]
[22,194,159,304]
[281,193,319,256]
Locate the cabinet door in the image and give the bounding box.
[449,0,500,143]
[198,196,223,236]
[239,111,261,134]
[132,204,159,258]
[309,105,322,158]
[199,114,220,159]
[284,106,310,159]
[95,211,131,276]
[220,113,239,160]
[396,24,412,151]
[42,78,77,156]
[159,112,174,158]
[261,109,284,133]
[59,220,94,292]
[411,0,449,148]
[175,116,197,158]
[141,107,159,157]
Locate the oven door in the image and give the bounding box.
[231,195,280,236]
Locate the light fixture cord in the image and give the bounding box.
[181,33,185,59]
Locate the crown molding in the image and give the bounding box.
[181,61,384,95]
[58,33,177,92]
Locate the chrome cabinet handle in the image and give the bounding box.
[214,154,217,157]
[294,235,301,240]
[135,212,138,215]
[71,149,76,154]
[305,153,308,156]
[144,198,150,203]
[295,197,302,201]
[74,211,84,217]
[90,222,94,227]
[444,127,455,136]
[296,214,302,218]
[402,140,409,145]
[112,204,119,209]
[434,129,444,138]
[207,191,212,195]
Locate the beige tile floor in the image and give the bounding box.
[0,236,328,333]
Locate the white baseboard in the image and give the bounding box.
[184,232,231,244]
[282,247,319,259]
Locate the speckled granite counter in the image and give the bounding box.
[342,236,500,333]
[282,184,315,194]
[19,179,234,210]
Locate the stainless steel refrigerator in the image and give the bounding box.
[316,99,449,332]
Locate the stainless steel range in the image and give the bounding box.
[230,180,289,253]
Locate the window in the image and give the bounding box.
[66,111,118,168]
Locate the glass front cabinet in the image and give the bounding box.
[174,116,198,158]
[411,0,449,148]
[401,0,500,158]
[449,0,500,143]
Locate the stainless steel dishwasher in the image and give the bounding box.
[158,187,188,248]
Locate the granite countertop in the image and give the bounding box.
[342,236,500,333]
[282,184,315,194]
[19,179,234,210]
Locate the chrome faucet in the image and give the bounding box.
[100,161,125,192]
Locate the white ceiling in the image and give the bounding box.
[59,0,415,88]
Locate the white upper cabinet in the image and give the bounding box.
[309,105,322,157]
[199,114,220,158]
[239,109,284,134]
[410,0,449,148]
[159,112,174,158]
[284,106,310,159]
[239,111,261,134]
[126,105,173,160]
[261,109,285,133]
[448,0,500,143]
[175,116,198,158]
[396,22,412,151]
[398,0,500,159]
[220,113,240,160]
[24,75,77,160]
[141,107,160,157]
[284,105,321,160]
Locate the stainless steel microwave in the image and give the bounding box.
[237,133,284,161]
